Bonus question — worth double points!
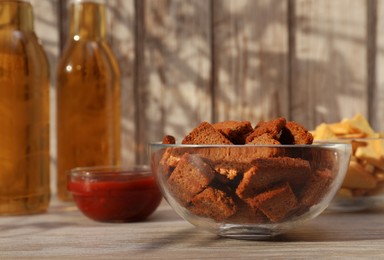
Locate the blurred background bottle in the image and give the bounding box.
[0,0,50,215]
[56,0,121,201]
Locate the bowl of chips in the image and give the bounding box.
[312,113,384,211]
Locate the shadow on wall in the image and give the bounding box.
[36,0,370,164]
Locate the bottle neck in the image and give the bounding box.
[0,0,34,31]
[68,1,107,41]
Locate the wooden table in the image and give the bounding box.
[1,198,384,259]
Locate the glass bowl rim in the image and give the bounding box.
[149,141,351,149]
[68,165,151,179]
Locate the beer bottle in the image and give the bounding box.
[0,0,50,215]
[56,0,121,201]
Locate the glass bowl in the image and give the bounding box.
[150,142,351,240]
[328,138,384,211]
[67,165,163,222]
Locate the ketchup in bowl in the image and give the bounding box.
[67,166,162,222]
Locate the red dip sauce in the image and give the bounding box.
[67,167,163,222]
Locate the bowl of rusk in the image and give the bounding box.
[150,117,351,240]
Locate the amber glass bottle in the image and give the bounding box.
[0,0,50,215]
[57,0,121,201]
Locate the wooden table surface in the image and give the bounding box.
[1,198,384,259]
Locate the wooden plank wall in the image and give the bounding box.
[31,0,383,191]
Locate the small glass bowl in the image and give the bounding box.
[67,165,163,222]
[329,138,384,211]
[150,142,351,240]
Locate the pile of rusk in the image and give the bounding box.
[311,113,384,197]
